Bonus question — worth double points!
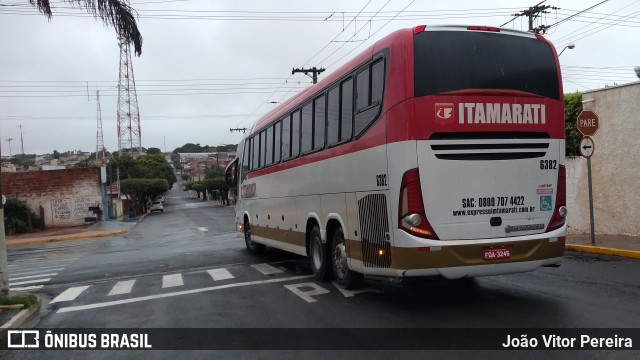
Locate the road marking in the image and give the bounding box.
[207,268,235,281]
[197,227,209,232]
[331,282,383,298]
[251,263,284,275]
[9,278,51,286]
[50,285,91,304]
[108,280,136,296]
[9,273,58,281]
[8,257,80,267]
[11,285,43,291]
[9,267,65,276]
[284,282,330,303]
[57,275,314,313]
[162,274,184,288]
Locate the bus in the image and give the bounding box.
[226,25,567,289]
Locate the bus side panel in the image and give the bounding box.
[345,192,363,274]
[321,193,348,240]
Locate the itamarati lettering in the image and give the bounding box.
[458,103,546,125]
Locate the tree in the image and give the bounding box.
[121,178,169,215]
[635,66,640,80]
[29,0,143,56]
[136,154,177,188]
[564,92,583,157]
[52,150,60,159]
[146,147,162,155]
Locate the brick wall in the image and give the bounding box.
[1,168,103,227]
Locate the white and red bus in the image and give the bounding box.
[227,25,567,288]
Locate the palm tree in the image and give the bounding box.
[28,0,142,55]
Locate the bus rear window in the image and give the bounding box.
[414,31,560,100]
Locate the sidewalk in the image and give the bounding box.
[4,218,138,247]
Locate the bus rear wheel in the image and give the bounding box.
[331,227,363,289]
[244,220,265,255]
[309,225,331,281]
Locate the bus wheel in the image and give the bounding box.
[331,227,363,289]
[309,225,331,281]
[244,220,265,255]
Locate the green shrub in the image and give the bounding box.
[4,198,41,235]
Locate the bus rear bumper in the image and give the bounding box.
[400,256,562,279]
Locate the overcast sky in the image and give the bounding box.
[0,0,638,156]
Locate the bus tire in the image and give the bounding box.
[309,225,332,281]
[331,227,363,289]
[244,220,265,255]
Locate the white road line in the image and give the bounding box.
[57,275,314,313]
[11,285,44,291]
[108,280,136,296]
[162,274,184,288]
[9,278,51,286]
[207,268,235,281]
[197,227,208,232]
[9,273,58,281]
[50,285,91,304]
[9,267,65,276]
[250,263,284,275]
[8,257,80,266]
[8,259,78,268]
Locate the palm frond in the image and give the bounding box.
[29,0,143,56]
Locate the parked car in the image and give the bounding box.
[150,200,163,213]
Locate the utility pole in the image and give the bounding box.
[96,90,106,165]
[0,143,9,297]
[5,138,13,157]
[292,67,325,84]
[504,1,558,34]
[17,124,25,155]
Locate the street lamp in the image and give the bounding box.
[558,43,575,56]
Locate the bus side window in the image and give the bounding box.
[274,120,282,164]
[291,109,301,158]
[313,94,326,151]
[354,58,385,137]
[259,130,266,169]
[327,86,340,146]
[282,114,291,160]
[265,125,274,166]
[242,140,250,174]
[301,103,313,154]
[341,78,354,142]
[251,135,260,171]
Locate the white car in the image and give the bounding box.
[150,200,164,213]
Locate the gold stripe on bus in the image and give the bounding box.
[390,239,564,269]
[251,225,306,247]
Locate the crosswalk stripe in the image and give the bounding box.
[250,263,284,275]
[207,269,235,281]
[8,258,79,267]
[162,274,184,288]
[12,285,44,291]
[51,285,91,304]
[9,273,58,281]
[108,280,136,296]
[10,267,65,276]
[10,278,51,286]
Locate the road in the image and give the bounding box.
[3,180,640,359]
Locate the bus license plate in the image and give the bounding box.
[483,246,512,261]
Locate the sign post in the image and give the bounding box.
[577,110,599,246]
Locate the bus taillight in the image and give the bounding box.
[399,169,439,239]
[547,165,567,232]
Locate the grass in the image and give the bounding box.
[0,294,38,309]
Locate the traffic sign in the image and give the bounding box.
[579,136,595,158]
[577,110,599,136]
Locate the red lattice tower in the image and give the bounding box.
[116,27,142,156]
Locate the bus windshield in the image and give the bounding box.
[414,30,560,100]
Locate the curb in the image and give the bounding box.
[565,244,640,260]
[6,229,128,247]
[0,295,41,330]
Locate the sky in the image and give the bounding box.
[0,0,638,156]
